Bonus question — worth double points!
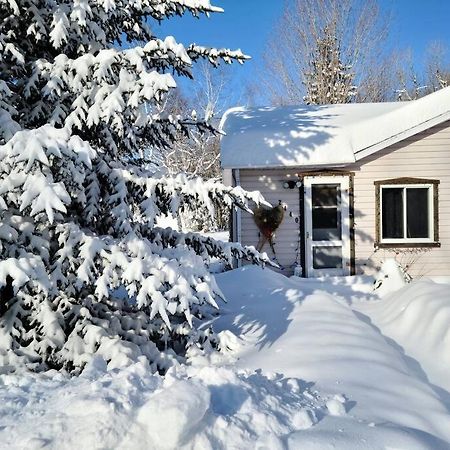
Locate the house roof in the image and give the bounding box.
[219,87,450,169]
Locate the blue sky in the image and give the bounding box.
[156,0,450,104]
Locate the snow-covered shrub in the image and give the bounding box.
[0,0,269,373]
[373,259,412,297]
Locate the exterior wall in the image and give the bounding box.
[238,169,301,274]
[234,120,450,278]
[347,120,450,277]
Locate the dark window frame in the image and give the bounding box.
[374,177,440,248]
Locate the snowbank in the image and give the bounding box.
[214,266,450,448]
[355,279,450,392]
[0,356,338,450]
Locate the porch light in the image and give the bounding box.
[283,180,297,189]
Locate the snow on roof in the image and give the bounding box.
[220,87,450,169]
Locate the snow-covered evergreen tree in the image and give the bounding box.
[303,24,357,105]
[0,0,269,373]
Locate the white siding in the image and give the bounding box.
[347,121,450,277]
[239,170,301,274]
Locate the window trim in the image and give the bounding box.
[374,177,440,248]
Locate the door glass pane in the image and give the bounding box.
[312,184,341,240]
[313,246,343,269]
[312,209,340,239]
[382,188,403,238]
[407,188,429,238]
[313,185,338,207]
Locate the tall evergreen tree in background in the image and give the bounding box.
[259,0,390,105]
[0,0,268,373]
[303,24,356,104]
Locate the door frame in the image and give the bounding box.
[303,175,352,277]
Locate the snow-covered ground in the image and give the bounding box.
[214,267,450,449]
[0,266,449,449]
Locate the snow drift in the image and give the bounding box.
[355,278,450,392]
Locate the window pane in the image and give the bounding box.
[407,188,429,238]
[312,208,341,240]
[312,184,339,207]
[312,184,341,240]
[313,246,343,269]
[382,188,404,239]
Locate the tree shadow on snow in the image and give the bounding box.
[215,266,307,350]
[209,384,249,416]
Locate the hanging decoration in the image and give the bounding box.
[253,202,285,252]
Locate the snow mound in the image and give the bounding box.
[215,266,450,447]
[0,356,337,449]
[2,266,450,449]
[137,378,210,448]
[287,417,449,450]
[373,258,409,296]
[356,279,450,392]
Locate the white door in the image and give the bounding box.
[304,175,351,277]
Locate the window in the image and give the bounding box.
[375,178,439,247]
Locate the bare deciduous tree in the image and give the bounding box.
[159,61,232,179]
[156,61,235,231]
[394,49,428,101]
[258,0,391,105]
[395,42,450,101]
[425,41,450,91]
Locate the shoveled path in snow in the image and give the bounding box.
[214,266,450,449]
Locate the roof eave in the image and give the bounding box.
[220,161,352,170]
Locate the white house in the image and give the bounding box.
[220,87,450,278]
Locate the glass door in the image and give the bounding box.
[304,176,351,277]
